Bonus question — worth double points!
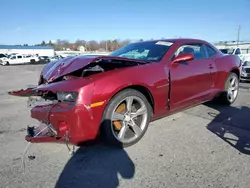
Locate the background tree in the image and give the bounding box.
[37,38,135,51]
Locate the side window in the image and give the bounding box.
[174,44,207,60]
[0,54,6,58]
[17,56,22,59]
[205,45,217,57]
[241,49,247,54]
[235,48,241,55]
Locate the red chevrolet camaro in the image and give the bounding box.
[9,38,241,148]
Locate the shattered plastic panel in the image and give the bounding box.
[8,86,38,97]
[27,96,58,108]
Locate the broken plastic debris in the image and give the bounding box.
[22,125,49,171]
[28,156,35,160]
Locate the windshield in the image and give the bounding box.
[220,49,234,54]
[0,54,6,58]
[243,61,250,66]
[110,41,173,62]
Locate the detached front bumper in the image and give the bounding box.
[26,122,61,143]
[27,102,103,146]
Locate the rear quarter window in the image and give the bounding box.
[235,48,241,55]
[206,45,217,57]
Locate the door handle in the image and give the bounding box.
[208,64,214,69]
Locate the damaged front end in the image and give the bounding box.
[10,87,74,144]
[9,55,147,146]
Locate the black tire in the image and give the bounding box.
[6,62,10,66]
[101,89,152,148]
[218,72,239,105]
[30,59,36,64]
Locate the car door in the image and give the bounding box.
[24,55,30,64]
[169,43,216,110]
[16,55,23,64]
[10,55,18,64]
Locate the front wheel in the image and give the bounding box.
[2,61,9,66]
[101,89,152,147]
[219,72,239,105]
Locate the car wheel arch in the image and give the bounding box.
[229,67,240,78]
[100,84,155,122]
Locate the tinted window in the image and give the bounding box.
[0,54,6,58]
[174,44,207,60]
[220,49,234,54]
[241,49,248,54]
[110,41,173,62]
[17,56,22,59]
[235,48,241,55]
[206,45,217,57]
[243,61,250,66]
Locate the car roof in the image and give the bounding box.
[134,38,210,44]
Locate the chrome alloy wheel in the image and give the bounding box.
[227,74,239,102]
[111,96,148,144]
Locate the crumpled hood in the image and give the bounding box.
[41,55,147,83]
[41,55,104,83]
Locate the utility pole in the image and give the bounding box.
[237,25,241,47]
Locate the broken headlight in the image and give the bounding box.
[57,92,78,102]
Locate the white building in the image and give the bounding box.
[0,45,55,56]
[214,42,250,50]
[78,45,86,52]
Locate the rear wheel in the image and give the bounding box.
[30,59,36,64]
[218,72,239,105]
[101,89,152,147]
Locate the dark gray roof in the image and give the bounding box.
[0,45,53,50]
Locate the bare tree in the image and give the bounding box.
[47,38,132,52]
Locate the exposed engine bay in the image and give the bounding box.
[81,59,143,77]
[39,58,147,85]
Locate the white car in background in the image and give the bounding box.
[0,54,39,65]
[240,61,250,82]
[220,47,250,63]
[0,53,9,63]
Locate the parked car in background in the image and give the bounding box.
[0,54,39,65]
[49,55,62,61]
[220,47,250,63]
[9,38,241,148]
[38,55,63,64]
[240,61,250,82]
[0,53,9,64]
[38,56,51,63]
